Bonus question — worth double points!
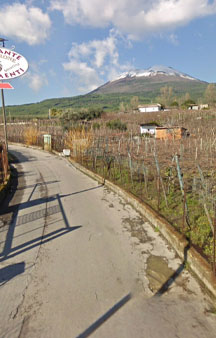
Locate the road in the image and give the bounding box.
[0,144,215,338]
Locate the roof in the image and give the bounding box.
[140,122,160,127]
[156,126,187,130]
[138,103,161,108]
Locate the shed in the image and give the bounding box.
[138,104,161,113]
[155,127,189,140]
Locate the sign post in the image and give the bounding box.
[1,89,8,151]
[0,38,28,153]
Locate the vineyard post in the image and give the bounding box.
[154,151,168,207]
[213,210,216,276]
[128,151,133,185]
[143,162,148,196]
[197,164,214,233]
[157,175,161,211]
[182,190,186,233]
[175,154,190,229]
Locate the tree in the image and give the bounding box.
[157,86,173,107]
[119,102,126,113]
[50,108,62,117]
[204,84,216,105]
[184,92,191,102]
[170,101,179,108]
[130,96,139,110]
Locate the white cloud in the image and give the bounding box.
[50,0,216,39]
[0,3,51,45]
[23,61,48,91]
[63,30,132,93]
[24,72,48,91]
[64,60,101,92]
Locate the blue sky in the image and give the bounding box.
[1,0,216,106]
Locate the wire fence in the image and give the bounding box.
[4,123,216,274]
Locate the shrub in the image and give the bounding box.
[65,128,92,158]
[106,119,127,131]
[92,122,100,130]
[60,108,104,130]
[170,101,179,107]
[23,127,40,146]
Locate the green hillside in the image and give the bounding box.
[5,76,209,119]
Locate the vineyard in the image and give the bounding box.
[2,108,216,269]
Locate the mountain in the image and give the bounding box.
[6,66,209,118]
[112,65,198,82]
[91,65,207,95]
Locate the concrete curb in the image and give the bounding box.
[9,143,216,297]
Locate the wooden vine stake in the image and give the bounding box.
[213,215,216,276]
[175,154,190,231]
[154,152,168,207]
[197,164,214,233]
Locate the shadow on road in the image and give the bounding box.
[153,243,190,297]
[0,262,25,286]
[60,185,104,199]
[0,158,83,262]
[0,188,82,262]
[0,226,81,262]
[10,150,37,164]
[76,293,132,338]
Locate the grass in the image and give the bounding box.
[78,155,214,263]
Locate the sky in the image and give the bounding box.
[0,0,216,106]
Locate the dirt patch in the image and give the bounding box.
[122,216,154,244]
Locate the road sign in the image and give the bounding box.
[0,47,28,80]
[0,83,13,89]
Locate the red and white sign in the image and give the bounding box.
[0,48,28,80]
[0,82,13,89]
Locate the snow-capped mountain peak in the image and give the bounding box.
[113,65,196,82]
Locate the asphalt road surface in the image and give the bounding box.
[0,144,216,338]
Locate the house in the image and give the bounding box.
[155,127,189,140]
[188,104,199,110]
[140,123,159,136]
[138,104,162,113]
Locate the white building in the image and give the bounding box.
[199,104,209,110]
[188,104,199,110]
[140,123,159,136]
[138,104,162,113]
